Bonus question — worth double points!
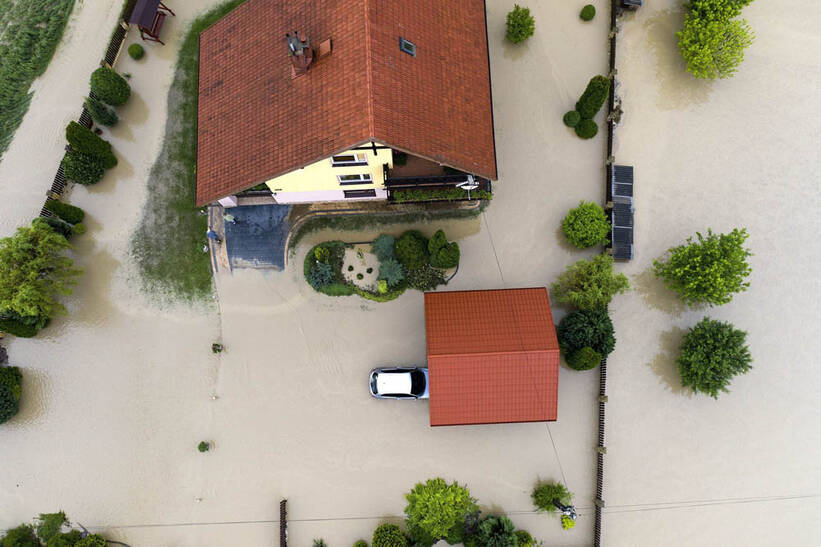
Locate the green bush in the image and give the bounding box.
[580,5,596,21]
[309,262,335,290]
[532,482,571,513]
[372,524,406,547]
[72,223,86,235]
[406,263,446,292]
[575,75,610,119]
[476,515,517,547]
[404,478,478,544]
[371,234,395,261]
[75,535,107,547]
[428,230,460,269]
[565,346,602,371]
[0,366,22,424]
[378,258,406,288]
[563,110,580,128]
[394,231,429,270]
[62,150,106,185]
[557,309,615,357]
[314,246,330,263]
[653,228,752,307]
[36,216,74,240]
[514,530,534,547]
[561,201,610,248]
[197,441,210,452]
[561,515,575,530]
[65,121,117,168]
[90,67,131,106]
[128,43,145,60]
[574,118,598,139]
[84,96,118,127]
[44,200,84,224]
[36,512,67,543]
[506,4,535,44]
[46,530,83,547]
[678,0,755,79]
[677,317,752,398]
[312,540,327,547]
[0,524,40,546]
[391,187,492,203]
[353,541,368,547]
[320,283,355,297]
[551,254,629,311]
[0,317,38,338]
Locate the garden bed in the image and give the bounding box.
[304,229,461,302]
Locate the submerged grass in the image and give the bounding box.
[0,0,75,158]
[130,0,245,302]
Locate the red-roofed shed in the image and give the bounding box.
[424,288,560,427]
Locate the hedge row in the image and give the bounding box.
[0,365,22,424]
[44,200,85,224]
[391,187,492,203]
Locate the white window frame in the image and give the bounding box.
[337,173,373,185]
[331,153,367,166]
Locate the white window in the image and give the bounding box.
[331,153,367,166]
[337,174,373,185]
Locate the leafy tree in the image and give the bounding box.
[561,201,610,248]
[0,524,40,547]
[565,346,602,371]
[46,530,83,547]
[678,0,755,79]
[476,516,517,547]
[653,228,751,307]
[89,67,131,106]
[532,481,571,513]
[36,512,67,542]
[84,96,118,127]
[404,478,478,545]
[557,309,615,357]
[65,121,117,169]
[378,258,406,288]
[394,231,429,270]
[551,254,629,310]
[0,366,23,424]
[505,5,535,44]
[0,222,81,323]
[61,150,105,186]
[575,75,610,119]
[372,524,407,547]
[371,234,395,261]
[677,317,752,398]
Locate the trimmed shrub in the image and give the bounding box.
[506,4,535,44]
[476,515,517,547]
[677,317,752,398]
[406,263,446,292]
[314,246,330,263]
[561,201,610,248]
[371,234,395,261]
[0,524,40,546]
[514,530,534,547]
[561,515,575,530]
[44,200,84,224]
[84,96,118,127]
[372,524,407,547]
[566,346,602,371]
[574,118,598,139]
[0,317,37,338]
[391,187,492,203]
[66,121,117,168]
[678,0,755,79]
[653,228,752,307]
[75,535,108,547]
[90,67,131,106]
[394,231,429,270]
[128,43,145,60]
[532,482,571,513]
[0,366,23,424]
[354,541,368,547]
[377,258,405,288]
[563,110,580,128]
[557,309,615,357]
[36,217,73,240]
[309,262,334,290]
[198,441,210,452]
[62,150,106,185]
[580,5,596,21]
[575,75,610,119]
[72,223,86,235]
[428,230,460,269]
[377,280,388,294]
[551,254,630,311]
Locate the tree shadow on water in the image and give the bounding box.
[632,267,688,318]
[646,326,693,397]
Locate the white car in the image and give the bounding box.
[369,367,429,400]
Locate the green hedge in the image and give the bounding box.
[36,216,74,240]
[575,75,610,119]
[62,150,105,185]
[44,200,85,224]
[66,121,117,168]
[0,366,23,424]
[84,96,118,127]
[0,317,37,338]
[90,67,131,106]
[392,187,491,203]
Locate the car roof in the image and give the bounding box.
[376,371,412,395]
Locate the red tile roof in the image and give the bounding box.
[424,288,560,427]
[196,0,497,206]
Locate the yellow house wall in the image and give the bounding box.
[264,145,393,194]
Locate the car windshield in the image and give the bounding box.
[410,370,426,396]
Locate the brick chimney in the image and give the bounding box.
[285,31,313,78]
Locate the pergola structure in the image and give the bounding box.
[129,0,175,45]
